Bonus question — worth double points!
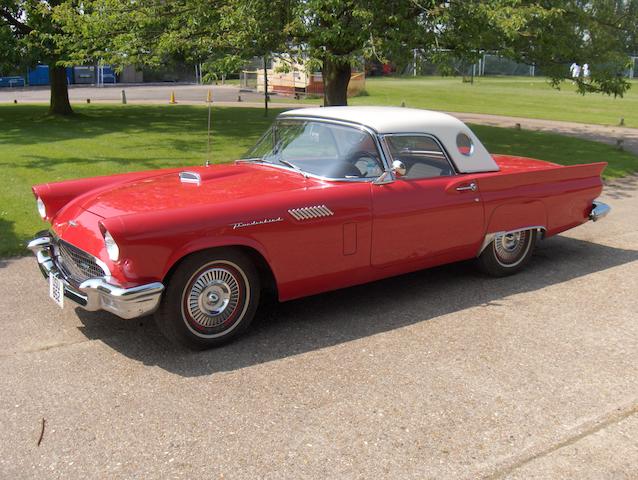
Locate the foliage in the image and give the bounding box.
[52,0,637,105]
[0,0,81,113]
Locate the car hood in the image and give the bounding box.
[80,163,309,218]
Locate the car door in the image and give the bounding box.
[371,134,484,267]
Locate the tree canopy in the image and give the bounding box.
[1,0,79,114]
[2,0,636,112]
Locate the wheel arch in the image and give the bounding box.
[479,200,548,255]
[477,225,545,255]
[162,241,280,300]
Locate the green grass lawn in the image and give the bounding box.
[278,76,638,127]
[0,104,636,257]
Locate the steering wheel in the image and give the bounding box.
[345,150,379,166]
[344,150,382,178]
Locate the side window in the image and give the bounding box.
[385,135,454,179]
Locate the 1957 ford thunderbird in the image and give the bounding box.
[29,106,610,349]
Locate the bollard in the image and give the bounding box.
[86,98,91,104]
[13,99,17,104]
[620,117,625,126]
[237,95,242,102]
[169,91,177,104]
[121,90,127,105]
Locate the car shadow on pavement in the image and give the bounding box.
[74,235,638,377]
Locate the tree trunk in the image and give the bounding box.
[322,57,351,106]
[48,64,73,115]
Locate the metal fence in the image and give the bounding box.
[409,52,637,78]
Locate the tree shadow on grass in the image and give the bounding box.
[0,105,281,148]
[0,218,24,265]
[73,235,638,377]
[0,155,190,172]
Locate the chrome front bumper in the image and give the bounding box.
[27,232,164,320]
[589,200,611,222]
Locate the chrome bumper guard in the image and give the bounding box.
[589,200,611,222]
[27,232,164,320]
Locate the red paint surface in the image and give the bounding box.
[32,155,605,301]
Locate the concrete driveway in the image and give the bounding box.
[1,177,637,479]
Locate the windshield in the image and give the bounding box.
[243,119,384,179]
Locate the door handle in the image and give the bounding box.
[456,182,478,192]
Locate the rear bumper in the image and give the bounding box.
[589,200,611,222]
[27,232,164,320]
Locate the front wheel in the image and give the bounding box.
[476,229,537,277]
[154,249,260,349]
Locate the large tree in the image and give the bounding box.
[283,0,634,103]
[58,0,635,105]
[1,0,77,114]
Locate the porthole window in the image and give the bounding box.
[456,132,474,156]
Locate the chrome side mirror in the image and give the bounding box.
[392,160,406,177]
[373,170,394,185]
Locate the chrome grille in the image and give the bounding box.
[56,240,105,285]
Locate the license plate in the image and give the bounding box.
[49,275,64,309]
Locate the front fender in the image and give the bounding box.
[162,235,278,283]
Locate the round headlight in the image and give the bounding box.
[103,230,120,262]
[36,197,46,219]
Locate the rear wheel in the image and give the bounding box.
[476,229,537,277]
[154,249,260,349]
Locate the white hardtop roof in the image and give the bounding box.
[279,106,499,173]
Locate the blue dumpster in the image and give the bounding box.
[0,76,25,88]
[27,65,74,86]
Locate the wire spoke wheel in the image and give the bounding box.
[493,230,532,267]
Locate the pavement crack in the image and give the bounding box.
[483,400,638,480]
[0,339,93,358]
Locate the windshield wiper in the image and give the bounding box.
[278,159,307,178]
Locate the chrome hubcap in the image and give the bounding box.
[494,230,529,265]
[187,268,240,328]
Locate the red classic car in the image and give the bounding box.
[29,107,610,349]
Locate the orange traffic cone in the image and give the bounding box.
[206,89,212,103]
[169,91,177,104]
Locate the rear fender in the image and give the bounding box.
[485,200,548,234]
[480,200,547,254]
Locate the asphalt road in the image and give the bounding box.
[0,83,272,105]
[1,177,637,479]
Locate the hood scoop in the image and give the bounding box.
[179,171,201,185]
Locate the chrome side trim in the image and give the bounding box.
[179,171,201,184]
[288,205,334,221]
[589,200,611,222]
[28,232,164,320]
[478,226,546,256]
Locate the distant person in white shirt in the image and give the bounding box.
[583,63,590,78]
[570,62,581,79]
